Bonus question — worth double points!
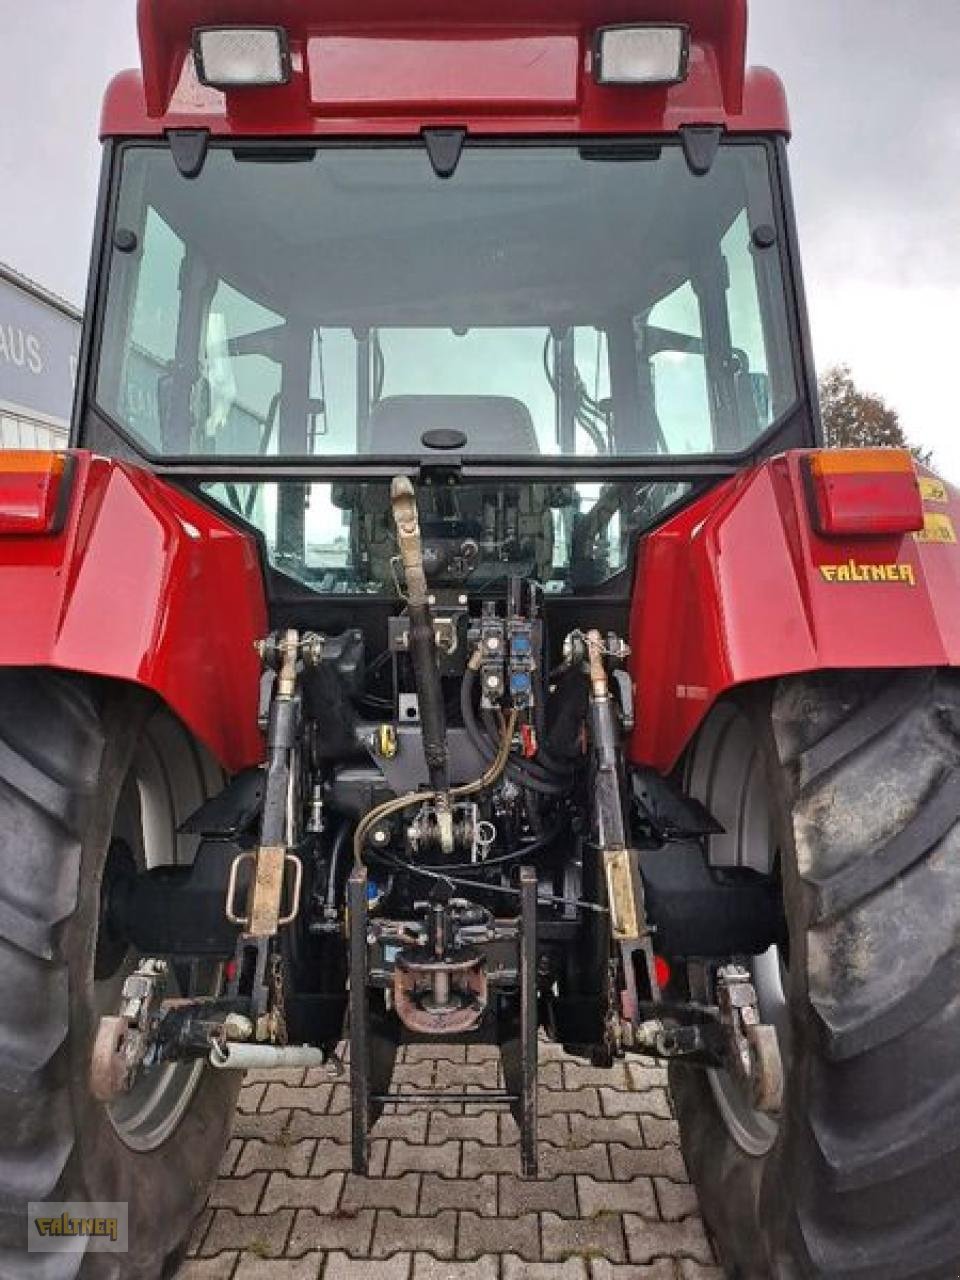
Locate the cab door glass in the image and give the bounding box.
[645,282,712,454]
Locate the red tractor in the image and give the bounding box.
[1,2,958,1275]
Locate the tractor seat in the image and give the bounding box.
[366,395,540,456]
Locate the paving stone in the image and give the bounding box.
[371,1108,431,1142]
[539,1142,612,1180]
[220,1139,243,1177]
[466,1044,501,1063]
[237,1140,315,1178]
[419,1172,497,1215]
[562,1061,633,1091]
[504,1260,589,1279]
[260,1172,343,1214]
[234,1255,322,1279]
[286,1110,351,1143]
[392,1061,441,1088]
[500,1111,571,1148]
[434,1059,501,1088]
[326,1084,352,1114]
[640,1118,681,1150]
[626,1062,668,1090]
[590,1261,677,1279]
[371,1209,458,1258]
[341,1171,421,1215]
[653,1179,700,1222]
[244,1069,306,1086]
[499,1174,577,1218]
[234,1112,294,1143]
[577,1176,657,1220]
[209,1173,268,1215]
[286,1207,376,1256]
[303,1065,345,1088]
[201,1210,293,1259]
[609,1145,688,1184]
[538,1038,568,1061]
[458,1211,541,1260]
[428,1109,498,1145]
[678,1263,723,1278]
[404,1043,467,1063]
[386,1140,460,1177]
[177,1041,714,1280]
[238,1083,267,1113]
[535,1061,564,1089]
[541,1212,627,1263]
[177,1257,239,1280]
[324,1253,412,1280]
[540,1088,602,1116]
[461,1140,522,1177]
[599,1089,672,1119]
[414,1254,497,1279]
[623,1217,714,1266]
[566,1114,646,1150]
[307,1138,356,1175]
[260,1083,332,1114]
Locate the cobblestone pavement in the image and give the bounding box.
[177,1040,721,1280]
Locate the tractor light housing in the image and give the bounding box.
[193,27,292,90]
[0,451,72,536]
[805,449,924,538]
[593,25,690,86]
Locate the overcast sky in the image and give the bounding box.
[1,2,958,476]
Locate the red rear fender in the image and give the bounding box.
[0,451,267,772]
[629,451,960,772]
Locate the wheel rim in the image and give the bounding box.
[686,702,792,1158]
[93,713,220,1153]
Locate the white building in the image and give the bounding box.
[0,262,80,449]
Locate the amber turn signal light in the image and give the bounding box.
[0,451,72,536]
[805,448,925,539]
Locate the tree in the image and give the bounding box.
[818,365,930,463]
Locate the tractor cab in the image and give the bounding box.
[78,0,816,611]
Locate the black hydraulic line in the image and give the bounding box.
[427,825,562,875]
[325,819,352,912]
[408,599,449,791]
[459,668,569,796]
[391,477,449,792]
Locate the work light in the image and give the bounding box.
[593,25,690,86]
[193,27,292,89]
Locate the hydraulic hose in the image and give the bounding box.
[460,665,568,796]
[352,710,519,869]
[391,475,449,792]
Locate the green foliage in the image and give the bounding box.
[818,365,931,464]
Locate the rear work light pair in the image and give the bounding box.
[0,451,71,536]
[192,24,691,91]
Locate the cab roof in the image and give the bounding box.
[102,0,789,139]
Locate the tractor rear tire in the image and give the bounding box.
[671,670,960,1279]
[0,671,240,1279]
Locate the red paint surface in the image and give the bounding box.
[0,453,267,772]
[102,0,788,138]
[628,452,960,772]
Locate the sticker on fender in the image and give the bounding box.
[920,477,948,504]
[915,513,957,544]
[819,561,916,586]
